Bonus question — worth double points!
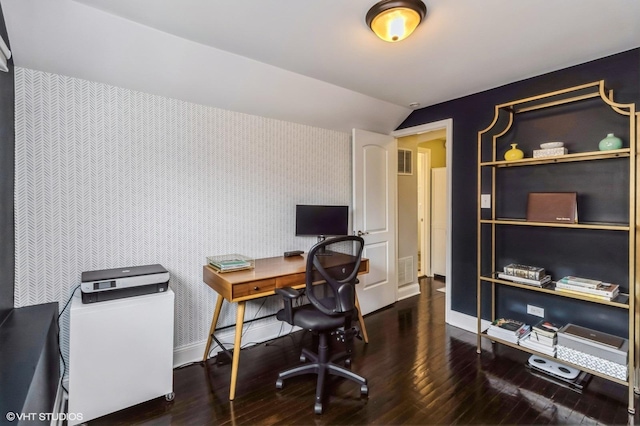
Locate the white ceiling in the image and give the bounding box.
[2,0,640,134]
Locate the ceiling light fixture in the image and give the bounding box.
[366,0,427,43]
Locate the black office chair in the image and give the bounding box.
[274,235,368,414]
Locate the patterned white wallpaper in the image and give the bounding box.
[14,68,351,362]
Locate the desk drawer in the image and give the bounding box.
[277,273,306,288]
[276,264,367,289]
[233,279,276,299]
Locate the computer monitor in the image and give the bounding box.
[295,205,349,244]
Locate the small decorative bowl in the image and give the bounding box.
[540,142,564,149]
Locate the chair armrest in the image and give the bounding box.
[275,287,303,324]
[275,287,303,299]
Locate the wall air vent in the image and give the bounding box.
[398,256,414,286]
[398,149,413,175]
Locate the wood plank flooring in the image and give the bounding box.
[92,278,637,425]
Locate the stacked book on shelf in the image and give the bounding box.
[497,263,551,288]
[519,320,560,357]
[555,276,619,301]
[486,318,531,344]
[207,254,254,273]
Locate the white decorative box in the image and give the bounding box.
[557,324,628,365]
[556,345,627,380]
[533,147,568,158]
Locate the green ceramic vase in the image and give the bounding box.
[598,133,622,151]
[504,143,524,161]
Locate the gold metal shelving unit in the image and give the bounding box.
[475,80,639,414]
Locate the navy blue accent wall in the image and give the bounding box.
[0,1,14,324]
[398,48,640,335]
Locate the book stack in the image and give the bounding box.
[520,320,560,356]
[555,276,619,301]
[498,263,551,288]
[487,318,531,344]
[207,255,254,272]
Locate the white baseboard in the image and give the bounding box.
[446,309,490,334]
[173,317,301,368]
[397,282,420,301]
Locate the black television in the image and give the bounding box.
[295,205,349,241]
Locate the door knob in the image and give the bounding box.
[356,230,369,237]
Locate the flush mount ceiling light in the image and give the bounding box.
[366,0,427,42]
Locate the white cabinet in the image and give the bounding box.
[68,289,174,424]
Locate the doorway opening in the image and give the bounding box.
[392,119,452,324]
[415,130,447,279]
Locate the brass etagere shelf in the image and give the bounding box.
[479,275,630,309]
[480,148,630,167]
[476,80,639,414]
[481,332,630,387]
[480,218,630,231]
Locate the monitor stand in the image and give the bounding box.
[316,235,332,256]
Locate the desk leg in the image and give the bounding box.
[229,301,245,401]
[203,294,224,362]
[354,295,369,344]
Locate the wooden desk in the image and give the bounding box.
[202,253,369,401]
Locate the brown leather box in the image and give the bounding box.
[526,192,578,223]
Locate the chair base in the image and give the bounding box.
[275,333,368,414]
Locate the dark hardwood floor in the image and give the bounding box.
[92,278,636,425]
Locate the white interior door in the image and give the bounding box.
[352,128,397,315]
[431,167,447,277]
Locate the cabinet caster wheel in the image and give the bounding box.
[314,402,323,414]
[360,384,369,396]
[165,392,175,401]
[275,378,284,389]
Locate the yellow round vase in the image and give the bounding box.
[504,143,524,161]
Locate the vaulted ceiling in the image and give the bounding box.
[2,0,639,133]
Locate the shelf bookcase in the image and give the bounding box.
[476,80,638,413]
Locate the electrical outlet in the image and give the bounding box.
[527,304,544,318]
[481,194,491,209]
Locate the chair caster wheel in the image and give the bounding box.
[276,378,284,389]
[165,392,175,401]
[314,402,323,414]
[360,384,369,396]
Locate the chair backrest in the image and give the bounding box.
[305,235,365,316]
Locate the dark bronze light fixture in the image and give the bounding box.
[366,0,427,42]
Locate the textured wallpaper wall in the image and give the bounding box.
[14,67,351,364]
